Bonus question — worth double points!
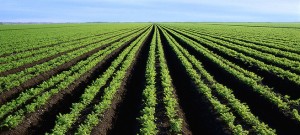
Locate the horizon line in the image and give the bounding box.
[1,21,300,24]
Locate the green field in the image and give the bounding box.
[0,23,300,135]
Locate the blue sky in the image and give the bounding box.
[1,0,300,22]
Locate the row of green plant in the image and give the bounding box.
[0,28,139,73]
[138,27,184,134]
[165,25,300,75]
[165,24,300,53]
[0,24,148,56]
[191,30,300,62]
[74,26,152,135]
[162,27,276,134]
[187,24,298,51]
[160,26,262,82]
[0,28,149,129]
[189,31,300,75]
[0,27,148,93]
[139,27,158,134]
[160,27,249,135]
[0,28,146,121]
[0,27,142,65]
[157,28,183,133]
[48,27,149,135]
[166,25,300,87]
[162,26,300,123]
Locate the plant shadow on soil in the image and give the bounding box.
[24,28,149,135]
[158,27,229,135]
[169,27,300,100]
[107,27,154,135]
[165,28,300,135]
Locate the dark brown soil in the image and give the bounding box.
[202,33,300,62]
[167,27,300,100]
[31,34,143,135]
[161,27,250,134]
[164,26,300,135]
[64,27,151,135]
[154,30,181,134]
[0,28,143,77]
[155,54,171,134]
[90,26,153,135]
[156,29,191,135]
[0,28,147,106]
[158,26,230,135]
[0,28,148,135]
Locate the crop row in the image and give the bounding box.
[0,27,144,73]
[0,27,150,129]
[139,26,183,134]
[48,26,152,135]
[73,26,152,135]
[160,26,277,134]
[0,27,149,93]
[0,24,148,56]
[0,27,143,65]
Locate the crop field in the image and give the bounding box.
[0,23,300,135]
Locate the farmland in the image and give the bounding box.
[0,23,300,135]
